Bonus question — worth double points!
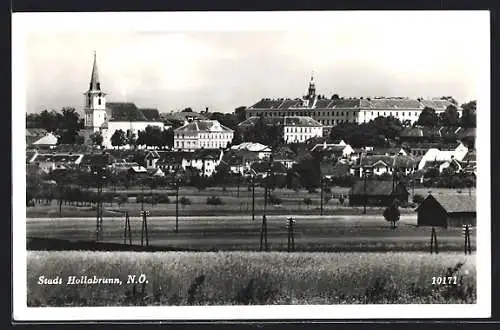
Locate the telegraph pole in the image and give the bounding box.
[363,169,367,215]
[251,174,255,221]
[175,178,180,233]
[140,210,150,246]
[320,176,324,216]
[287,217,296,252]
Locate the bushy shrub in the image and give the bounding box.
[180,197,191,205]
[303,197,313,205]
[413,194,425,204]
[268,194,282,205]
[206,196,223,206]
[155,194,170,204]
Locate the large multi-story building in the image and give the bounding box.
[238,116,323,144]
[82,52,166,148]
[174,120,234,151]
[245,76,462,127]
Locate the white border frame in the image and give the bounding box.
[12,11,491,321]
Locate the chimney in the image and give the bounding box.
[205,107,209,113]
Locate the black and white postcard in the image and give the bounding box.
[12,10,491,321]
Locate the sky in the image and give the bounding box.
[16,11,489,114]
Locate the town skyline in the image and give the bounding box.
[20,11,488,114]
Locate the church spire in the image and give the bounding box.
[307,71,316,99]
[89,51,101,91]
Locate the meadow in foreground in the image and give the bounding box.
[27,251,476,306]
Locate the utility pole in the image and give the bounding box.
[251,174,255,221]
[363,169,367,215]
[260,215,268,251]
[320,176,324,216]
[287,217,296,252]
[175,178,180,233]
[123,211,132,245]
[141,183,144,211]
[140,210,150,247]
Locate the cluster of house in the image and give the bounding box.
[26,129,476,184]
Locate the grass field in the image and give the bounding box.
[27,251,476,306]
[27,215,475,252]
[26,186,474,218]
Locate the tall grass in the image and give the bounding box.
[27,251,476,306]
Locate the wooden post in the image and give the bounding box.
[260,215,268,251]
[430,227,438,254]
[320,176,324,216]
[463,225,472,255]
[251,178,255,221]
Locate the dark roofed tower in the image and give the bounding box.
[307,74,316,99]
[84,51,107,131]
[304,73,317,108]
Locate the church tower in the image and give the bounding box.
[304,73,317,107]
[84,51,107,131]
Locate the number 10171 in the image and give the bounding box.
[432,276,457,285]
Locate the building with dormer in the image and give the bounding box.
[173,120,234,151]
[244,75,462,127]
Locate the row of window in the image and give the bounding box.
[252,110,357,117]
[175,133,232,139]
[284,127,320,133]
[368,111,419,117]
[174,141,226,148]
[249,110,422,119]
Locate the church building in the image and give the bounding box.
[83,52,166,148]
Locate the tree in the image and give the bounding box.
[57,107,82,144]
[234,106,247,123]
[416,107,439,127]
[90,131,104,147]
[460,100,476,128]
[383,200,401,229]
[439,105,460,127]
[126,129,137,149]
[137,125,165,149]
[370,116,403,141]
[111,129,126,149]
[331,94,340,100]
[181,107,193,112]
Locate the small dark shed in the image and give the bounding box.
[416,194,476,228]
[348,180,409,207]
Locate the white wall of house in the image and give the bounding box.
[284,125,323,143]
[174,131,234,151]
[102,121,165,148]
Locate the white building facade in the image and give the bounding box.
[245,76,463,127]
[283,116,323,143]
[174,120,234,151]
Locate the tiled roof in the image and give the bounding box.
[284,116,323,127]
[80,153,112,166]
[33,154,82,163]
[360,155,395,167]
[419,194,476,213]
[231,142,271,152]
[175,120,233,133]
[420,100,457,110]
[222,149,260,166]
[367,98,422,109]
[331,99,361,108]
[350,180,406,196]
[160,111,208,122]
[33,133,58,145]
[462,151,476,163]
[139,108,161,121]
